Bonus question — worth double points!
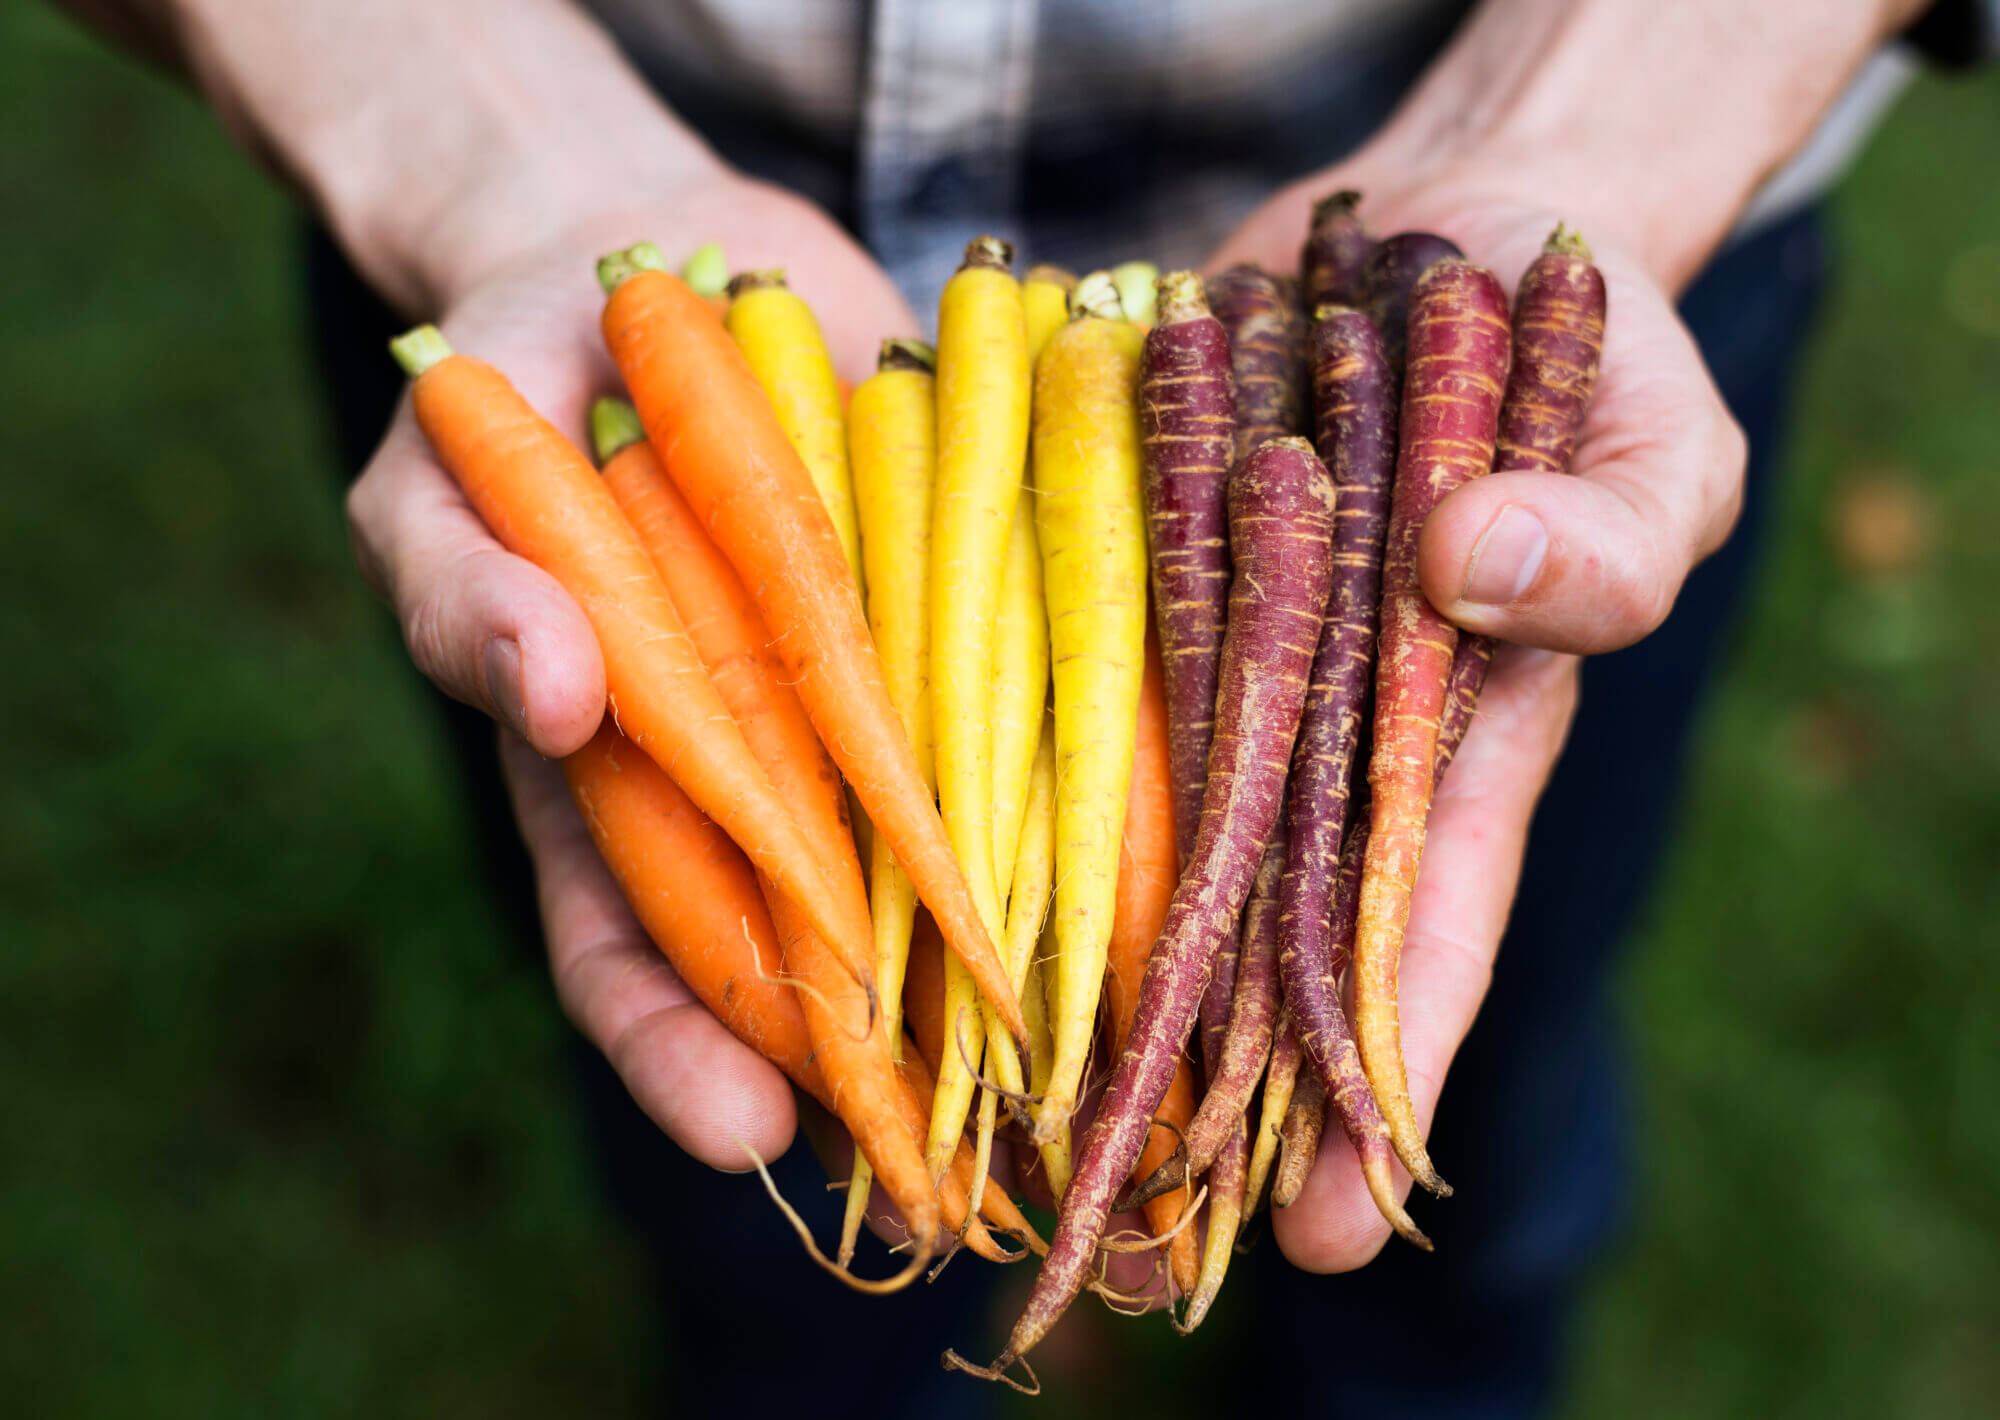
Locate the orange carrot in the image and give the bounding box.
[387,327,865,985]
[563,723,822,1096]
[591,404,872,980]
[1101,628,1199,1296]
[595,250,1023,1046]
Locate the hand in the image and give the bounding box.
[1208,163,1744,1270]
[346,172,917,1169]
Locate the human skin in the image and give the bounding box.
[64,0,1926,1240]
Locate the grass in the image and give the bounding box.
[2,8,1996,1416]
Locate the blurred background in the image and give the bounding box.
[4,6,1997,1416]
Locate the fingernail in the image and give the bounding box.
[1460,505,1547,607]
[483,636,528,738]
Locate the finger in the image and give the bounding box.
[347,408,607,757]
[498,730,797,1168]
[1273,646,1579,1271]
[1417,279,1748,654]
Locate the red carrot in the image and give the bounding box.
[961,437,1336,1380]
[1140,271,1238,867]
[1301,190,1374,311]
[1361,232,1465,379]
[1351,260,1511,1198]
[1206,264,1311,463]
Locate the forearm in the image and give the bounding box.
[64,0,723,312]
[1363,0,1930,290]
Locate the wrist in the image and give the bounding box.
[166,0,726,313]
[1360,0,1928,290]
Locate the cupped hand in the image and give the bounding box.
[1208,165,1745,1270]
[345,173,917,1170]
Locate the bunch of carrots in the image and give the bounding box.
[389,192,1605,1393]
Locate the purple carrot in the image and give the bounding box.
[1352,259,1511,1198]
[1141,271,1239,868]
[1272,1070,1328,1209]
[1497,226,1607,476]
[1273,307,1413,1235]
[1181,822,1287,1177]
[1442,230,1609,767]
[1207,264,1311,463]
[1361,231,1464,378]
[969,438,1336,1378]
[1301,189,1374,311]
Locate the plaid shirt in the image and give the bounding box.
[592,0,1962,318]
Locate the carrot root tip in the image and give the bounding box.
[941,1350,1039,1395]
[738,1140,932,1294]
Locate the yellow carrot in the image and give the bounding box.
[925,236,1031,1177]
[969,714,1058,1206]
[989,490,1049,903]
[1028,272,1150,1151]
[1022,264,1077,367]
[842,338,939,1250]
[725,269,865,593]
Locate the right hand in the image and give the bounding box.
[345,171,917,1171]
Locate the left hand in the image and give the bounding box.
[1207,159,1746,1272]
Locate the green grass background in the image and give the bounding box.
[3,8,1996,1416]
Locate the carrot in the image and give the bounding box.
[1174,1119,1247,1333]
[1272,1070,1327,1210]
[1361,231,1465,379]
[724,269,866,599]
[926,235,1033,1176]
[842,338,940,1254]
[584,404,940,1256]
[989,492,1049,907]
[1275,306,1403,1229]
[1180,823,1286,1177]
[562,723,819,1097]
[590,401,872,976]
[1243,1016,1301,1213]
[566,722,943,1262]
[1022,264,1077,366]
[847,338,941,1045]
[1352,259,1511,1197]
[597,248,1022,1045]
[388,327,866,987]
[1028,272,1151,1155]
[1100,627,1199,1296]
[970,717,1057,1220]
[973,438,1336,1377]
[1443,227,1608,727]
[1301,189,1373,311]
[1140,271,1238,868]
[1206,263,1310,462]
